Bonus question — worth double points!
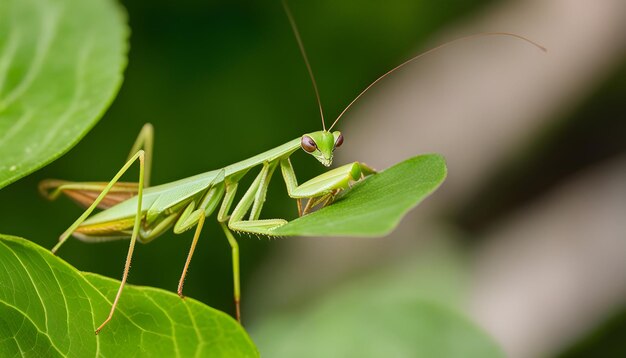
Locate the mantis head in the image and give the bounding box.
[301,131,344,167]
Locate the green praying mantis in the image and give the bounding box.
[38,2,546,335]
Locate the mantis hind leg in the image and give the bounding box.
[94,150,146,334]
[39,123,155,208]
[45,148,147,334]
[51,150,146,254]
[126,123,154,187]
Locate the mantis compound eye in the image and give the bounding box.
[334,133,344,149]
[301,135,317,153]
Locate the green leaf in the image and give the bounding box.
[0,235,259,357]
[0,0,128,189]
[275,154,447,236]
[253,301,502,358]
[250,243,503,358]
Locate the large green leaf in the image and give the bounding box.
[0,235,259,357]
[275,154,447,236]
[0,0,128,189]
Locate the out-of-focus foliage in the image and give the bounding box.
[254,301,502,358]
[0,0,128,189]
[0,235,258,357]
[558,305,626,358]
[251,241,503,358]
[277,154,446,236]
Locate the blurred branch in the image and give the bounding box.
[470,156,626,358]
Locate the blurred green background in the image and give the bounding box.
[1,0,625,356]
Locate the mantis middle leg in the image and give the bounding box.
[173,170,226,298]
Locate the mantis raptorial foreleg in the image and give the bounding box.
[280,158,376,205]
[280,158,303,216]
[301,191,336,215]
[225,159,376,237]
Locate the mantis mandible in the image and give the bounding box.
[39,1,545,335]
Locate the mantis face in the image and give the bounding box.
[301,130,344,167]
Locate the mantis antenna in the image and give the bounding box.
[327,32,547,131]
[282,0,327,131]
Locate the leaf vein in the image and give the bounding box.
[2,241,50,332]
[0,109,34,147]
[0,2,61,108]
[0,26,21,97]
[143,293,179,357]
[42,253,73,355]
[38,38,94,153]
[80,274,170,337]
[183,301,202,358]
[0,300,64,356]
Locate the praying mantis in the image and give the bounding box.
[38,2,546,335]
